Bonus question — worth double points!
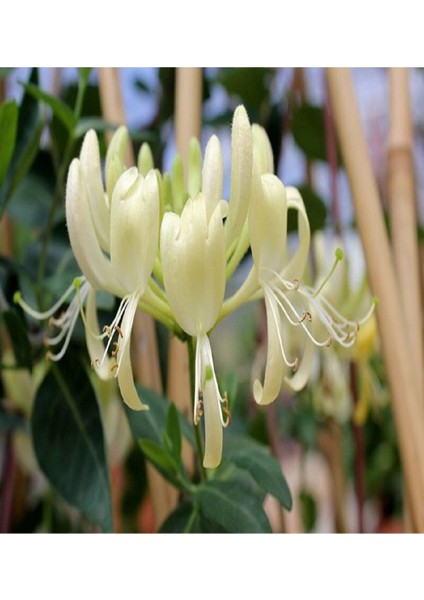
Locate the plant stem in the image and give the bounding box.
[187,336,206,481]
[350,360,365,533]
[0,434,16,533]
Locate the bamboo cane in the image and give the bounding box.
[98,67,177,530]
[327,68,424,532]
[388,68,424,401]
[167,68,202,470]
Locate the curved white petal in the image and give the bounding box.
[249,173,288,279]
[202,135,223,220]
[79,130,110,252]
[282,187,311,281]
[85,288,113,381]
[225,105,252,249]
[110,168,159,294]
[160,195,226,336]
[137,142,154,176]
[116,293,148,411]
[66,158,121,295]
[252,124,274,175]
[252,292,285,405]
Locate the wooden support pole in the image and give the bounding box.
[327,68,424,532]
[387,68,424,401]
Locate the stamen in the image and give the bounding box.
[265,288,298,370]
[312,247,344,298]
[115,325,124,338]
[292,278,300,290]
[13,281,78,321]
[111,342,119,357]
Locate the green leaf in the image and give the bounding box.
[195,479,272,533]
[124,385,195,448]
[22,82,75,133]
[2,308,33,371]
[291,102,342,164]
[31,353,113,532]
[164,402,182,463]
[287,183,327,235]
[213,68,273,115]
[230,450,292,510]
[159,501,199,533]
[139,439,178,476]
[0,100,18,188]
[0,69,43,216]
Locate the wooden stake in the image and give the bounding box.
[98,67,177,530]
[327,68,424,532]
[167,68,202,469]
[388,68,424,401]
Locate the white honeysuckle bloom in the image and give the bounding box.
[16,128,163,412]
[160,193,228,468]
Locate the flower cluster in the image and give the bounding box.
[16,106,375,468]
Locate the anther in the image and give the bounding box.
[115,325,124,338]
[112,342,119,357]
[298,311,312,324]
[111,363,119,373]
[326,336,333,348]
[103,325,112,337]
[91,358,100,369]
[222,393,232,427]
[292,357,299,372]
[292,278,300,290]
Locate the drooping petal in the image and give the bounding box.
[160,195,226,336]
[85,288,113,381]
[282,187,311,281]
[202,134,223,220]
[196,334,224,469]
[252,292,285,405]
[116,293,148,411]
[66,158,122,295]
[225,105,252,249]
[79,130,110,252]
[110,168,159,294]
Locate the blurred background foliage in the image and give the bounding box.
[0,67,410,533]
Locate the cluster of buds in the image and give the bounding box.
[16,106,375,468]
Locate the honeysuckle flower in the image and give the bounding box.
[16,128,163,412]
[160,193,229,469]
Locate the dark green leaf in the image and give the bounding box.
[164,402,182,462]
[124,385,195,448]
[0,100,18,188]
[159,500,227,533]
[0,69,43,215]
[31,354,113,532]
[22,82,75,132]
[230,450,292,510]
[213,68,273,115]
[287,183,327,235]
[3,308,33,371]
[195,479,272,533]
[138,439,186,491]
[291,102,342,164]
